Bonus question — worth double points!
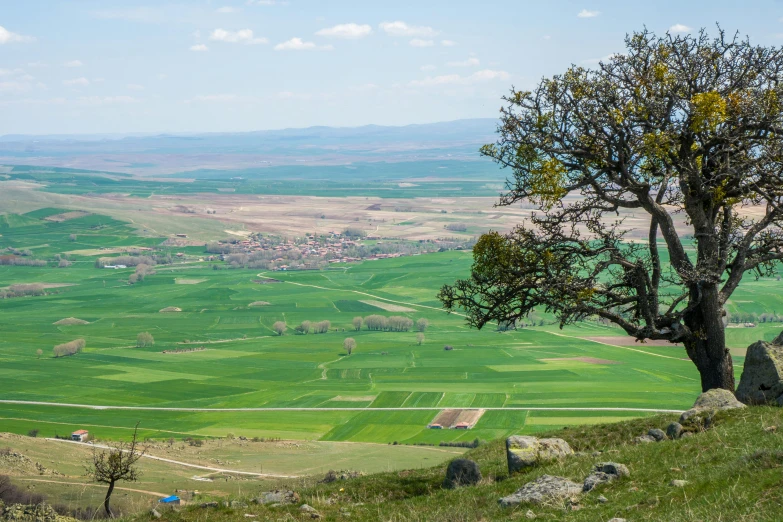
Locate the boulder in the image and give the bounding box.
[679,388,745,424]
[736,340,783,405]
[498,475,582,507]
[254,490,300,505]
[633,435,656,444]
[669,479,688,487]
[666,422,684,440]
[582,462,630,492]
[151,509,162,519]
[648,428,667,441]
[506,436,573,474]
[443,458,482,488]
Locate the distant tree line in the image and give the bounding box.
[0,283,48,299]
[354,315,428,333]
[95,255,157,268]
[0,255,47,267]
[53,339,85,358]
[294,320,331,334]
[128,264,155,284]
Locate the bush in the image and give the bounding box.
[136,332,154,347]
[444,223,467,232]
[344,338,356,355]
[27,429,39,438]
[273,321,287,336]
[53,339,85,358]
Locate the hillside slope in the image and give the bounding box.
[131,407,783,521]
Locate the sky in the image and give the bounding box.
[2,0,783,135]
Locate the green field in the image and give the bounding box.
[0,208,780,446]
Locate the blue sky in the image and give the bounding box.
[1,0,783,135]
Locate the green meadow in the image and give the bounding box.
[0,208,781,445]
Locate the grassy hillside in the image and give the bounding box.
[124,406,783,521]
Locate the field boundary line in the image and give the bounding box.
[0,400,684,413]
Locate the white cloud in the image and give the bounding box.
[379,21,437,38]
[410,39,434,47]
[217,6,241,13]
[420,64,436,72]
[441,40,457,47]
[577,9,600,18]
[274,37,333,51]
[669,24,692,34]
[63,77,90,87]
[210,28,268,45]
[185,94,260,103]
[315,23,372,39]
[0,25,35,44]
[63,60,83,68]
[190,44,209,51]
[127,84,145,90]
[77,96,139,105]
[410,69,510,87]
[542,35,551,40]
[447,57,480,67]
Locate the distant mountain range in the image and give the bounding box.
[0,119,499,176]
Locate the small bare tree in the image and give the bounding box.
[87,423,145,517]
[136,332,154,347]
[416,332,425,346]
[416,318,429,332]
[343,337,356,355]
[35,349,43,359]
[352,316,363,331]
[273,321,287,336]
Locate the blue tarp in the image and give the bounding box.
[159,496,180,504]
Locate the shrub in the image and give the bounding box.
[53,339,85,358]
[344,338,356,355]
[273,321,287,336]
[136,332,154,347]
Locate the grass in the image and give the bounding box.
[118,406,783,521]
[0,208,780,448]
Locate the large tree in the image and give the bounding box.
[87,423,145,517]
[439,29,783,392]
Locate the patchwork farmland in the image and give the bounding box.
[0,208,781,448]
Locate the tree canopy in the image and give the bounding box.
[439,28,783,392]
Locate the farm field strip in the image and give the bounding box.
[0,400,685,413]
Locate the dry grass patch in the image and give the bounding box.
[159,307,182,313]
[360,300,416,313]
[43,210,90,222]
[53,317,90,326]
[175,278,206,285]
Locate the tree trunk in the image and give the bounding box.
[683,284,735,392]
[104,480,115,518]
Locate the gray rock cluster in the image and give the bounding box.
[253,490,300,506]
[582,462,630,492]
[443,458,482,488]
[737,340,783,405]
[506,435,573,474]
[498,475,583,507]
[0,502,74,522]
[499,462,631,507]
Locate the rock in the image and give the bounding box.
[443,458,482,488]
[582,462,630,492]
[680,431,694,439]
[254,490,300,505]
[300,504,320,517]
[648,428,667,441]
[320,469,363,483]
[607,519,627,522]
[633,435,656,444]
[498,475,582,507]
[670,479,688,487]
[200,502,219,508]
[506,436,573,473]
[764,426,778,433]
[525,510,536,519]
[737,341,783,405]
[597,495,608,503]
[151,509,162,519]
[680,388,746,424]
[666,422,684,440]
[230,501,248,509]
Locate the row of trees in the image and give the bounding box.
[53,339,85,358]
[0,255,47,267]
[354,316,428,332]
[128,264,155,284]
[95,255,157,268]
[0,283,47,299]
